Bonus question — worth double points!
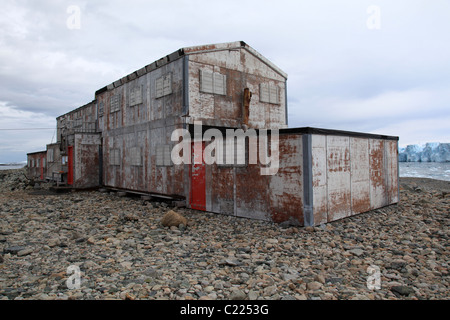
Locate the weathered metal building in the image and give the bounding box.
[26,150,47,181]
[194,127,399,225]
[27,41,399,226]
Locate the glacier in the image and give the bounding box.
[399,143,450,162]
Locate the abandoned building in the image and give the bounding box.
[27,41,399,226]
[26,150,47,181]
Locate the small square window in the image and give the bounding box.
[130,86,143,106]
[155,73,172,98]
[130,147,142,166]
[109,148,121,166]
[110,94,121,113]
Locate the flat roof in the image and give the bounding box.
[27,150,47,156]
[187,124,399,141]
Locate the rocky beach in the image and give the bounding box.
[0,168,448,300]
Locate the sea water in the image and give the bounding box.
[400,162,450,181]
[0,164,26,170]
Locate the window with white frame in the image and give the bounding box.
[200,70,227,95]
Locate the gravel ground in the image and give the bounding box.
[0,169,448,300]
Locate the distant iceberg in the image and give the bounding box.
[399,143,450,162]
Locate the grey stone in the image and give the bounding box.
[4,246,26,255]
[391,286,415,296]
[230,289,246,300]
[348,248,364,257]
[223,258,241,267]
[17,248,34,257]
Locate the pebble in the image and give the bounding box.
[230,289,247,300]
[17,248,34,257]
[0,170,448,300]
[306,281,323,291]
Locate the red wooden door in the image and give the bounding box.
[190,142,206,211]
[68,146,74,185]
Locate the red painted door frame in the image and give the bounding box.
[68,146,74,185]
[190,142,206,211]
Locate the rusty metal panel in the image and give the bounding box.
[311,134,328,225]
[386,140,399,204]
[269,134,304,224]
[350,137,371,215]
[73,133,101,188]
[210,165,235,216]
[188,47,287,130]
[190,142,206,211]
[99,57,186,198]
[369,139,387,209]
[235,163,271,221]
[326,135,351,222]
[186,44,286,81]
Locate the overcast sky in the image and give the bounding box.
[1,0,449,162]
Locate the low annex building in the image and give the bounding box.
[27,41,399,226]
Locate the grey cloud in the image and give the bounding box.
[1,0,450,162]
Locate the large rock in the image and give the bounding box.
[160,210,187,228]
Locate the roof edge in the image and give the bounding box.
[94,41,288,96]
[183,41,287,79]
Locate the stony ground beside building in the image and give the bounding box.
[0,169,448,300]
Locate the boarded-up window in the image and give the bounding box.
[200,70,227,95]
[130,147,142,166]
[110,148,121,166]
[155,73,172,98]
[98,102,104,116]
[110,94,121,113]
[156,144,172,166]
[260,83,280,104]
[130,86,143,106]
[47,149,54,163]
